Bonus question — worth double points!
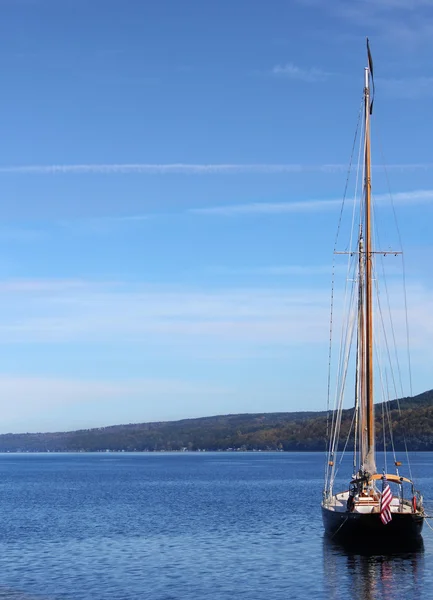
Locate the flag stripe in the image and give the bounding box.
[380,474,393,525]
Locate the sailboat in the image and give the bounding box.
[321,40,425,546]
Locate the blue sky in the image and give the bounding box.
[0,0,432,432]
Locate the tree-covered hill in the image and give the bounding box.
[1,389,433,452]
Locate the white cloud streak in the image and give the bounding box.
[272,63,330,82]
[0,163,432,175]
[209,265,338,276]
[192,199,340,215]
[0,279,95,293]
[191,189,433,216]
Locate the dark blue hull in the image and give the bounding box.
[322,505,424,550]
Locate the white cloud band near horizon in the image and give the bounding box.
[0,279,331,345]
[0,278,429,350]
[0,277,430,432]
[0,163,432,175]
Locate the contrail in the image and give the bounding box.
[0,163,431,175]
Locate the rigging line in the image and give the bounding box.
[372,242,408,472]
[329,297,358,490]
[375,127,414,400]
[340,116,364,434]
[373,318,387,463]
[334,260,358,408]
[371,196,414,483]
[373,262,412,476]
[384,369,397,465]
[333,96,364,253]
[374,328,397,467]
[402,256,414,398]
[424,519,433,534]
[348,105,365,256]
[377,252,405,398]
[353,334,360,472]
[383,369,398,465]
[326,278,358,490]
[373,320,386,458]
[345,99,364,480]
[334,408,357,481]
[327,253,357,472]
[371,255,407,452]
[372,263,401,402]
[381,386,387,473]
[330,517,349,539]
[371,197,405,399]
[371,253,401,401]
[325,96,364,487]
[372,262,403,462]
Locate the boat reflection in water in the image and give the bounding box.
[323,535,424,600]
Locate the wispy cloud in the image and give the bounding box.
[191,189,433,216]
[0,163,432,175]
[0,278,331,346]
[0,279,100,293]
[297,0,433,50]
[221,264,418,277]
[192,199,340,216]
[272,62,330,82]
[297,0,433,15]
[209,265,337,276]
[0,163,335,175]
[0,278,429,367]
[380,76,433,99]
[55,214,151,236]
[348,0,433,12]
[0,227,46,242]
[0,277,429,432]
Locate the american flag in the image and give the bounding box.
[380,474,393,525]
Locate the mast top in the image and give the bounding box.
[366,38,375,114]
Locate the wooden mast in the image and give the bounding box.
[363,63,376,475]
[358,234,367,470]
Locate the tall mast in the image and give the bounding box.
[363,63,376,475]
[358,233,367,470]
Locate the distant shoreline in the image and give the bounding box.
[0,388,431,453]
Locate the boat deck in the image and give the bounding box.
[326,491,414,514]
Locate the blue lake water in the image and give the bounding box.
[0,452,432,599]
